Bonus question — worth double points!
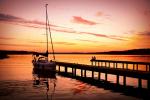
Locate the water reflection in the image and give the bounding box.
[57,72,150,99]
[32,68,56,100]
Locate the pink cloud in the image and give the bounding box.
[0,13,70,29]
[72,16,98,25]
[54,42,76,45]
[79,32,127,41]
[137,31,150,36]
[0,13,126,41]
[76,39,99,43]
[51,28,76,34]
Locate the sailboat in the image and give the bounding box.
[32,4,56,72]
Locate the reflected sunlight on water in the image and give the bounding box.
[0,54,149,100]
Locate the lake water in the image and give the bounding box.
[0,54,150,100]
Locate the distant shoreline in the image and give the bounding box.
[0,48,150,55]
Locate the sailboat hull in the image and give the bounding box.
[33,61,56,72]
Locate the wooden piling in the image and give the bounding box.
[138,78,142,88]
[65,66,67,73]
[84,70,86,77]
[105,73,108,81]
[123,76,126,86]
[116,74,119,84]
[98,72,101,80]
[81,69,83,77]
[92,71,94,78]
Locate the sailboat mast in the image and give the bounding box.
[45,4,48,58]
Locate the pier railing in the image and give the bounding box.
[90,59,150,72]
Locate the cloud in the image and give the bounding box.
[0,43,37,47]
[0,13,70,29]
[0,13,21,21]
[79,32,127,41]
[76,39,99,43]
[0,13,126,41]
[95,11,111,19]
[51,28,76,34]
[72,16,98,25]
[54,42,76,45]
[0,36,15,40]
[137,31,150,36]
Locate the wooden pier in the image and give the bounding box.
[55,59,150,89]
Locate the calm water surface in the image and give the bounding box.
[0,54,149,100]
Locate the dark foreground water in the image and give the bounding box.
[0,54,150,100]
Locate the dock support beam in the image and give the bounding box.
[58,65,60,72]
[136,64,138,70]
[122,63,124,69]
[74,68,76,76]
[138,78,142,88]
[146,65,148,71]
[72,67,74,75]
[126,64,128,69]
[148,80,150,90]
[84,70,86,77]
[81,69,83,77]
[116,74,119,84]
[98,72,101,80]
[92,71,94,79]
[65,66,67,73]
[105,73,107,81]
[123,76,126,86]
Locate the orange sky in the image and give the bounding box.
[0,0,150,52]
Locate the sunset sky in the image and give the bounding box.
[0,0,150,52]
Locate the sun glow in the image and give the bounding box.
[0,0,150,52]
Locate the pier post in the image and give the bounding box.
[65,66,67,73]
[133,64,135,70]
[116,63,118,68]
[146,64,148,71]
[98,72,101,80]
[116,74,119,84]
[123,76,126,86]
[92,71,94,79]
[138,78,142,88]
[122,63,124,69]
[108,62,110,68]
[148,80,150,90]
[136,64,138,70]
[126,64,128,69]
[105,62,107,67]
[74,68,76,76]
[105,73,107,81]
[98,62,99,66]
[113,63,115,68]
[81,69,83,77]
[84,70,86,77]
[59,65,60,72]
[72,67,74,75]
